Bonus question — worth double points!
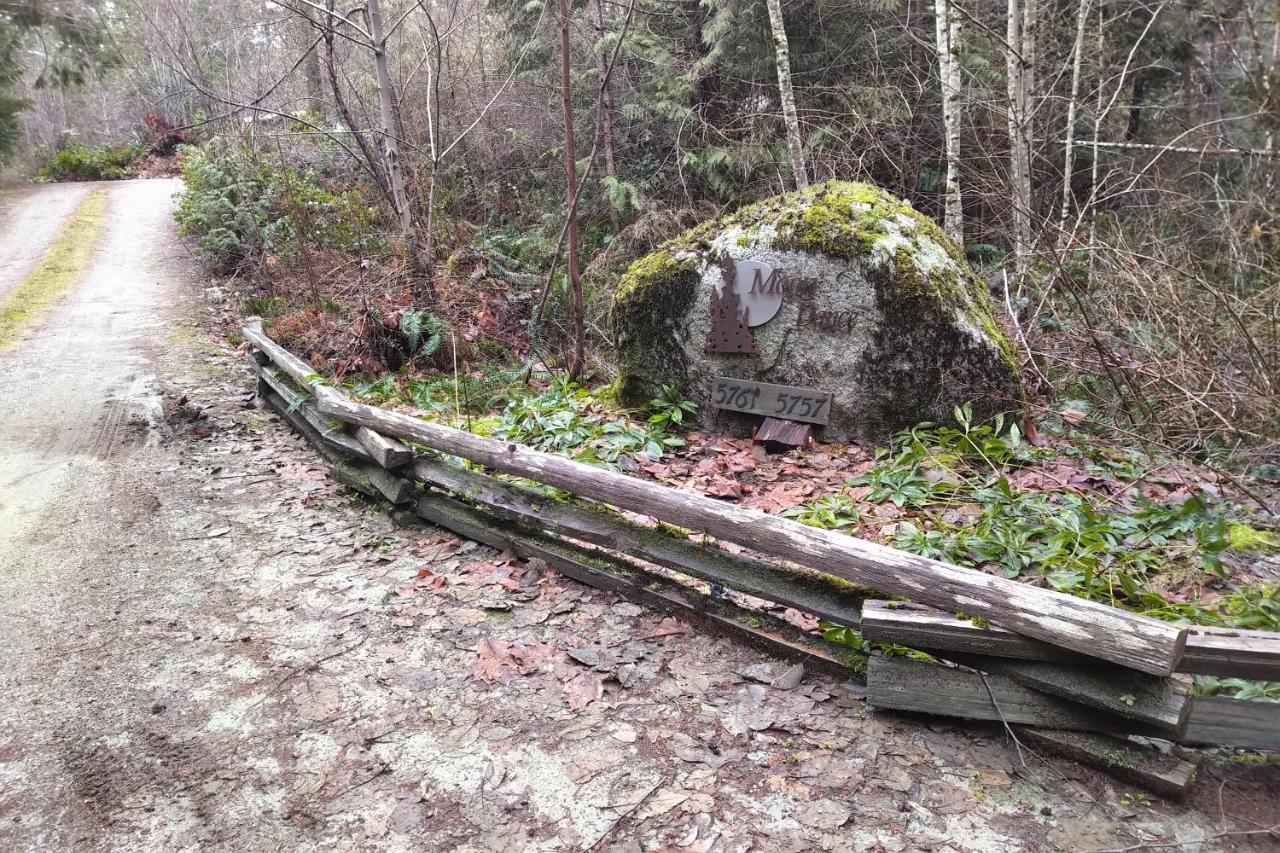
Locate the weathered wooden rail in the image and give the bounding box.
[244,323,1188,676]
[244,323,1279,797]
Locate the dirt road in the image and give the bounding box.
[0,180,1276,852]
[0,182,94,300]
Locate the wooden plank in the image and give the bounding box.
[256,365,370,461]
[948,654,1192,738]
[244,325,325,389]
[1016,728,1197,800]
[403,492,853,678]
[408,457,869,630]
[861,600,1087,663]
[861,600,1280,681]
[250,322,1190,676]
[262,390,376,497]
[355,426,413,469]
[327,459,378,497]
[1179,627,1280,681]
[865,655,1129,732]
[366,465,414,505]
[1182,696,1280,751]
[711,376,832,425]
[754,417,812,447]
[262,390,344,465]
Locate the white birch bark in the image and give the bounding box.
[1006,0,1035,273]
[1058,0,1090,243]
[1087,2,1104,276]
[765,0,808,189]
[934,0,964,244]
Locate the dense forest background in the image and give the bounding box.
[2,0,1278,467]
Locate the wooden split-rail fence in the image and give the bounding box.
[244,324,1280,798]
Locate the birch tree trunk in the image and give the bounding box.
[933,0,963,244]
[558,0,586,378]
[1058,0,1090,243]
[1006,0,1036,274]
[1266,0,1280,189]
[765,0,808,189]
[1087,2,1104,275]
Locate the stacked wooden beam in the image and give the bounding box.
[243,324,1279,799]
[861,600,1280,797]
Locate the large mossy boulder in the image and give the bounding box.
[610,181,1021,441]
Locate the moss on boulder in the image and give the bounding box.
[610,180,1022,440]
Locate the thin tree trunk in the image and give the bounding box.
[1058,0,1089,244]
[1006,0,1023,265]
[298,9,325,114]
[365,0,419,273]
[1087,1,1104,275]
[1266,1,1279,188]
[933,0,963,244]
[765,0,808,189]
[558,0,585,379]
[593,0,622,232]
[1007,0,1035,273]
[320,3,389,203]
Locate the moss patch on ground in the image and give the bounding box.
[0,189,108,351]
[1226,522,1280,553]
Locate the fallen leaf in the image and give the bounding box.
[637,787,689,819]
[563,671,606,710]
[653,616,691,637]
[472,638,516,683]
[793,799,852,830]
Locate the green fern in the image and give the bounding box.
[399,309,447,362]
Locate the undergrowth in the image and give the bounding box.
[175,142,383,271]
[782,405,1279,697]
[351,373,697,469]
[495,378,691,466]
[37,142,143,181]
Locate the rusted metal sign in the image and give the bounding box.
[706,252,757,354]
[710,377,833,425]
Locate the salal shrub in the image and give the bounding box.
[37,142,144,182]
[174,142,384,272]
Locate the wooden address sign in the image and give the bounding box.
[711,377,833,426]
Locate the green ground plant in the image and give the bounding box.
[37,142,143,181]
[648,385,698,433]
[784,494,861,529]
[175,143,383,271]
[495,377,686,466]
[0,189,106,350]
[785,407,1278,698]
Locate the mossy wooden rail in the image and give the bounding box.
[243,323,1188,676]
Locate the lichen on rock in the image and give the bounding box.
[610,180,1022,441]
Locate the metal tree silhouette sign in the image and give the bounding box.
[705,252,756,354]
